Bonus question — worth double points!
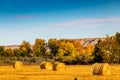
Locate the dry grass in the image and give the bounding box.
[0,64,119,80]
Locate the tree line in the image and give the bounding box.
[0,32,120,64]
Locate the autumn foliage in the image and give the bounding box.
[0,32,119,64]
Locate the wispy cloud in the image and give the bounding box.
[52,17,120,27]
[16,15,35,19]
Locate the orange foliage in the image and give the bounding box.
[84,44,95,55]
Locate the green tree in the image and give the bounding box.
[48,39,59,56]
[0,46,5,56]
[93,39,110,63]
[14,48,21,57]
[109,36,120,63]
[93,34,120,63]
[33,39,46,56]
[115,32,120,45]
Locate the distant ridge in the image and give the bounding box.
[3,38,105,49]
[74,38,105,46]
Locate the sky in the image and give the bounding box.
[0,0,120,45]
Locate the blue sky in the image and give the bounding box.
[0,0,120,45]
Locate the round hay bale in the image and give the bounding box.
[13,61,23,69]
[40,61,46,69]
[40,61,53,70]
[92,63,110,76]
[53,62,66,71]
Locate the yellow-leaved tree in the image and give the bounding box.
[20,41,32,56]
[57,41,76,58]
[71,40,85,56]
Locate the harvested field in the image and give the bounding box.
[0,65,119,80]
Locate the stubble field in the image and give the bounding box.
[0,65,119,80]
